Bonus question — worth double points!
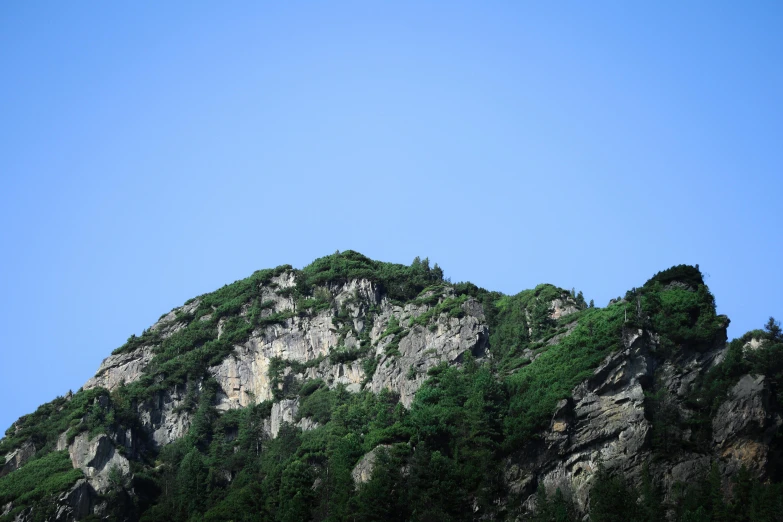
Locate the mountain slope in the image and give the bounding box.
[1,252,782,521]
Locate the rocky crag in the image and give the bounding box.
[1,252,781,521]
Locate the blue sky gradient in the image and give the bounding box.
[1,2,781,433]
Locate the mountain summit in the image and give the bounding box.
[2,252,781,521]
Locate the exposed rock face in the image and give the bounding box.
[713,375,768,444]
[660,456,712,501]
[56,432,69,451]
[269,399,299,438]
[79,275,489,439]
[68,432,130,493]
[207,278,488,411]
[1,440,35,478]
[152,299,202,334]
[713,374,782,476]
[509,328,654,511]
[9,263,777,521]
[83,346,155,391]
[263,398,320,438]
[84,300,202,393]
[56,272,491,518]
[303,360,364,393]
[351,444,391,484]
[209,277,370,409]
[54,479,96,521]
[211,340,276,409]
[83,299,200,390]
[505,319,783,516]
[137,389,192,448]
[550,298,578,320]
[370,298,488,407]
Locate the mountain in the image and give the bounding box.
[1,251,782,521]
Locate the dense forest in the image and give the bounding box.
[1,252,781,521]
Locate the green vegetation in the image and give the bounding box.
[408,294,468,327]
[133,388,411,522]
[533,459,783,522]
[378,315,407,357]
[118,266,635,520]
[683,316,783,445]
[489,284,570,364]
[296,251,444,304]
[646,264,705,289]
[639,282,725,353]
[328,345,368,365]
[268,356,326,401]
[361,355,379,386]
[0,451,83,521]
[0,386,139,457]
[567,461,782,522]
[503,303,626,445]
[3,255,782,521]
[108,265,297,408]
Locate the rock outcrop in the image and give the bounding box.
[54,480,96,521]
[351,444,391,484]
[84,300,202,393]
[504,316,783,516]
[713,374,782,476]
[2,258,779,521]
[205,278,488,412]
[268,398,311,437]
[508,328,655,511]
[369,298,488,407]
[0,440,35,478]
[57,273,491,516]
[68,432,130,493]
[137,388,193,448]
[83,346,155,392]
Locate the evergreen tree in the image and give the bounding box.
[351,448,409,522]
[589,464,639,522]
[638,464,664,522]
[534,483,578,521]
[708,461,727,522]
[176,448,208,517]
[765,317,781,342]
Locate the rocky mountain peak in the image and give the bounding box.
[1,253,781,521]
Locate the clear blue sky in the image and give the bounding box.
[1,2,781,434]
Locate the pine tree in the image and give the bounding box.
[765,317,781,341]
[589,463,639,521]
[708,461,726,521]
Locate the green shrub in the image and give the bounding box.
[0,387,116,457]
[9,255,773,522]
[329,345,368,365]
[299,379,326,397]
[0,451,83,508]
[409,295,468,327]
[296,251,444,304]
[362,356,379,385]
[644,264,704,289]
[298,387,335,425]
[503,305,625,445]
